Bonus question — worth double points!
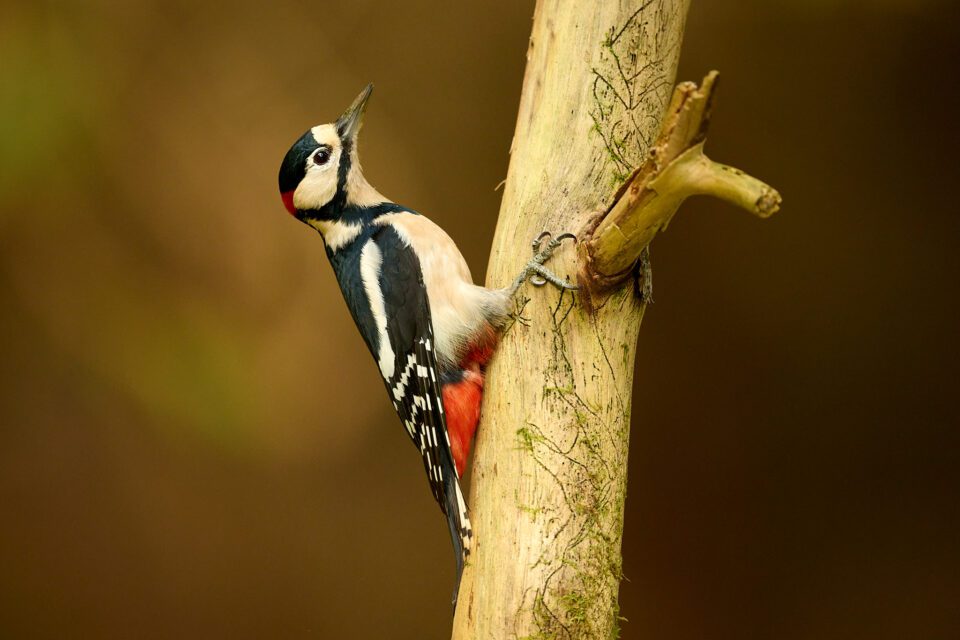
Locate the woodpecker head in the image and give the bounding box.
[278,84,385,221]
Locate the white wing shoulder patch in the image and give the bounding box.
[359,239,396,380]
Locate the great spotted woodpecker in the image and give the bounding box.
[278,85,574,606]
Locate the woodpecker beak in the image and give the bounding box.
[336,83,373,144]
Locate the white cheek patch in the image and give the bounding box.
[293,144,341,210]
[293,167,337,211]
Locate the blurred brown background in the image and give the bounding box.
[1,1,958,638]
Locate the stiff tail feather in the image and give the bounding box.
[444,464,472,610]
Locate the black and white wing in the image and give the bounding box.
[357,224,472,590]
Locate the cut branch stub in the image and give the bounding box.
[578,70,781,303]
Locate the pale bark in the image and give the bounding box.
[452,1,777,638]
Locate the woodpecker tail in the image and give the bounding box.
[443,464,472,609]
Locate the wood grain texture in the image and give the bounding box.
[452,1,690,637]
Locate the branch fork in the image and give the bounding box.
[578,70,781,304]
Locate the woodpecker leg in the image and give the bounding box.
[528,263,577,290]
[507,232,578,297]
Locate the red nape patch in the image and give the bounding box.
[280,190,297,216]
[442,371,485,477]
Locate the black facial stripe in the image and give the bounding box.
[328,134,353,211]
[278,129,319,193]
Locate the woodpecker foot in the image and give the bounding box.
[507,231,578,295]
[528,232,578,289]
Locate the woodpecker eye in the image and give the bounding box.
[313,147,331,165]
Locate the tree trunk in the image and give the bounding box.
[452,0,780,637]
[453,1,690,637]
